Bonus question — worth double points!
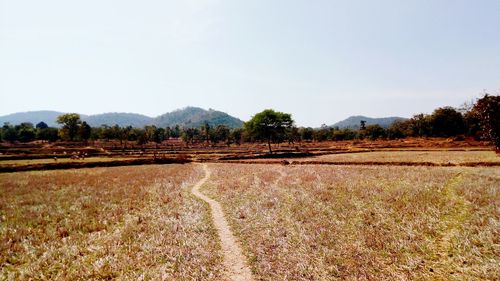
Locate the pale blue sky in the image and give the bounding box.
[1,0,499,126]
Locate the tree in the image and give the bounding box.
[332,128,358,141]
[172,125,181,138]
[471,94,500,152]
[164,127,172,140]
[2,123,18,142]
[153,127,166,145]
[79,121,92,143]
[360,120,367,130]
[313,124,332,141]
[120,126,133,147]
[430,107,465,137]
[287,126,300,144]
[244,109,294,153]
[181,128,200,144]
[37,127,59,142]
[464,110,482,139]
[299,127,314,141]
[407,114,432,137]
[57,113,81,141]
[143,126,157,144]
[16,122,36,142]
[36,121,49,129]
[364,124,386,140]
[202,122,211,144]
[387,120,409,139]
[231,128,243,145]
[211,125,230,145]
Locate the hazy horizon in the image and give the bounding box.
[0,106,409,127]
[1,0,499,127]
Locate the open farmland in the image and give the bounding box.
[311,150,500,165]
[0,157,134,166]
[0,165,224,280]
[1,148,499,280]
[203,163,500,280]
[237,150,500,167]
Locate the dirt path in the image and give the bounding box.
[192,164,254,281]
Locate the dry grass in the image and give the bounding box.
[312,150,500,164]
[0,164,224,280]
[203,163,499,280]
[0,157,133,166]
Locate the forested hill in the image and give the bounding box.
[331,115,407,129]
[84,113,153,127]
[0,107,244,128]
[155,107,244,128]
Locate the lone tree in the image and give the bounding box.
[57,113,81,141]
[471,94,500,152]
[244,109,294,154]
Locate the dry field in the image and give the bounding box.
[238,150,500,166]
[0,157,134,166]
[0,165,224,280]
[311,150,500,165]
[204,163,500,280]
[1,148,499,280]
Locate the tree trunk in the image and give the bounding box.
[268,139,273,154]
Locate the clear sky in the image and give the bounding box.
[1,0,499,127]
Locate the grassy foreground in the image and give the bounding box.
[204,164,499,280]
[0,165,224,280]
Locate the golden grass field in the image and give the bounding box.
[0,165,224,280]
[0,157,134,166]
[204,164,499,280]
[1,150,499,280]
[312,150,500,164]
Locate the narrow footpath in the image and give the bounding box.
[191,164,254,281]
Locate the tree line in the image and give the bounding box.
[1,94,498,152]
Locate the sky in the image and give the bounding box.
[0,0,499,127]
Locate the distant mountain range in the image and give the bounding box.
[0,107,244,128]
[1,109,406,130]
[331,115,407,129]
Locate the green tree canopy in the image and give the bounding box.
[430,107,465,137]
[244,109,294,153]
[35,121,49,129]
[79,121,92,143]
[16,122,35,142]
[57,113,81,141]
[472,94,500,151]
[1,123,18,142]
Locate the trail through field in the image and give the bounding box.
[429,173,472,276]
[192,164,254,281]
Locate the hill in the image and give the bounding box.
[331,115,407,129]
[0,111,66,127]
[155,107,244,128]
[83,113,154,127]
[0,107,244,128]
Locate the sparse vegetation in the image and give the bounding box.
[203,163,499,280]
[0,134,498,280]
[0,165,224,280]
[311,150,500,165]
